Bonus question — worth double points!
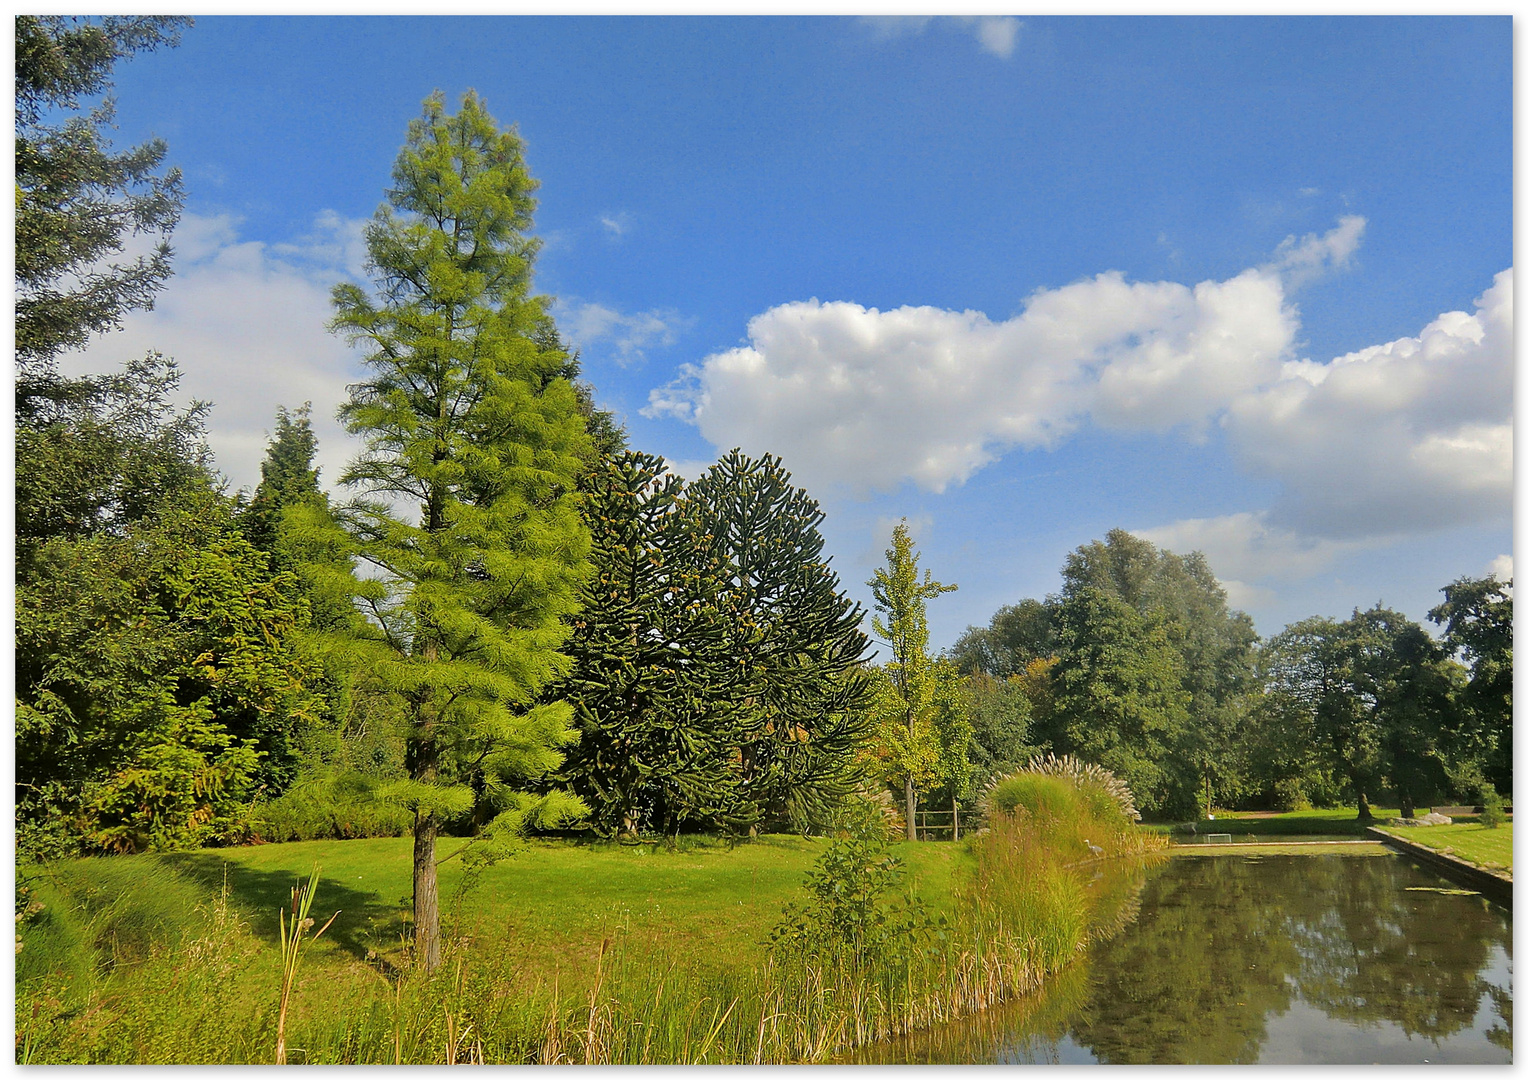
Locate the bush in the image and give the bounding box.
[1479,783,1506,828]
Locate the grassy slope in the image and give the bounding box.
[19,835,969,1018]
[1372,822,1514,873]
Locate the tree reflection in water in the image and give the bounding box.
[851,853,1511,1064]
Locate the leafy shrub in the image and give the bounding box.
[767,832,940,974]
[1479,783,1506,828]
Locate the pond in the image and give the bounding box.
[850,852,1512,1064]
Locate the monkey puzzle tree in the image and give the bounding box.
[329,92,591,972]
[553,450,748,835]
[687,450,875,832]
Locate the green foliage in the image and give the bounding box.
[16,490,325,856]
[1478,784,1505,828]
[326,91,594,968]
[241,404,322,554]
[554,450,744,834]
[768,832,940,975]
[951,598,1054,678]
[1260,606,1458,820]
[1429,575,1513,796]
[15,16,188,393]
[961,671,1035,796]
[16,353,213,568]
[1046,585,1192,817]
[867,520,960,835]
[556,448,872,836]
[686,450,875,829]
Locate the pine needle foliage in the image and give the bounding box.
[326,91,592,971]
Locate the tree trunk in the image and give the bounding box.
[905,777,917,842]
[1356,789,1373,823]
[413,809,441,973]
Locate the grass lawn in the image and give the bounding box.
[16,834,977,1062]
[1169,842,1391,857]
[1145,807,1403,837]
[1373,822,1513,873]
[21,834,970,995]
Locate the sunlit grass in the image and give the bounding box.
[1374,822,1513,872]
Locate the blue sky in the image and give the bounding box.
[66,15,1513,651]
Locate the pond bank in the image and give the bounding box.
[1367,826,1513,907]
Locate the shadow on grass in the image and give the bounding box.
[157,852,408,962]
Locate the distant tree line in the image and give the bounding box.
[947,530,1512,821]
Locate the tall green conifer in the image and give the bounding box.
[328,92,591,971]
[868,520,957,840]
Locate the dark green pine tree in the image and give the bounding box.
[553,451,751,836]
[242,404,321,554]
[689,450,876,832]
[328,91,592,972]
[15,16,188,407]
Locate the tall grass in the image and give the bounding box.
[17,771,1164,1064]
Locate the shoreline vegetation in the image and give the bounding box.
[17,766,1165,1064]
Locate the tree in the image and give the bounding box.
[687,450,875,832]
[1061,530,1258,810]
[555,448,874,836]
[16,489,322,857]
[1261,607,1456,821]
[951,598,1055,678]
[868,520,957,839]
[16,353,212,570]
[553,450,746,836]
[1046,586,1193,817]
[1429,576,1513,796]
[15,16,188,404]
[962,670,1035,795]
[328,92,592,972]
[242,404,322,554]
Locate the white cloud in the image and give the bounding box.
[1488,554,1513,585]
[1226,268,1513,540]
[1134,512,1375,609]
[860,15,1021,59]
[1262,214,1365,290]
[599,212,631,240]
[558,299,689,367]
[647,265,1296,497]
[60,211,368,497]
[661,457,717,483]
[648,221,1512,553]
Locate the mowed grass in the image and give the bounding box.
[1169,842,1391,857]
[1374,822,1514,873]
[1147,807,1405,837]
[21,834,971,1004]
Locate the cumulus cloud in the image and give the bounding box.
[60,211,368,496]
[558,299,689,367]
[860,15,1021,59]
[1488,554,1513,585]
[1227,268,1512,540]
[647,217,1512,567]
[646,266,1296,496]
[1134,512,1375,609]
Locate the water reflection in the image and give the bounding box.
[851,854,1511,1064]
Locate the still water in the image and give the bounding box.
[852,853,1512,1064]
